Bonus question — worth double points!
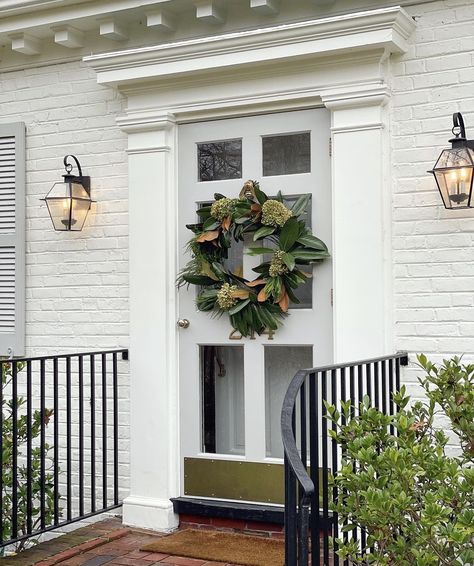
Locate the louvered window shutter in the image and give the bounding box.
[0,123,25,356]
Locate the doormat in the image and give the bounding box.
[141,529,285,566]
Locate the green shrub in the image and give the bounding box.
[327,355,474,566]
[1,361,56,552]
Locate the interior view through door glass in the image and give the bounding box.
[265,345,313,458]
[200,345,245,455]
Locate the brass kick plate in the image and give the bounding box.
[184,458,326,505]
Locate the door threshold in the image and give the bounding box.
[171,496,284,525]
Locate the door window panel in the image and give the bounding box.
[200,345,245,455]
[262,132,311,176]
[198,139,242,181]
[265,346,312,458]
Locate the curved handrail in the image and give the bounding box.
[281,369,314,501]
[281,353,409,503]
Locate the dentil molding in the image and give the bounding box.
[84,6,416,87]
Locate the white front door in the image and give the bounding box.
[178,108,332,504]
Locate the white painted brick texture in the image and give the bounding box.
[0,60,130,503]
[392,0,474,414]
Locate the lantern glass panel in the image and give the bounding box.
[434,147,474,169]
[69,194,91,231]
[45,181,91,230]
[434,167,474,209]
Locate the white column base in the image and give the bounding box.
[122,495,179,532]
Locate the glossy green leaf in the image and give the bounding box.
[203,217,221,230]
[297,234,329,252]
[228,298,250,315]
[282,252,295,271]
[292,248,330,260]
[291,194,311,217]
[253,226,275,241]
[279,217,300,251]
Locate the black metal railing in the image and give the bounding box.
[0,349,128,549]
[281,353,408,566]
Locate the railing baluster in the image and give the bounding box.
[113,352,119,505]
[366,363,372,404]
[309,373,320,566]
[321,371,329,565]
[340,368,349,566]
[389,358,395,436]
[374,361,380,410]
[79,355,84,517]
[381,360,387,416]
[66,357,72,521]
[26,360,32,535]
[102,353,108,509]
[40,358,46,530]
[12,361,18,540]
[395,358,401,392]
[53,357,59,525]
[349,365,357,550]
[90,354,96,514]
[331,369,339,566]
[285,452,298,566]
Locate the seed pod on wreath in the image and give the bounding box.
[177,180,330,337]
[239,179,256,200]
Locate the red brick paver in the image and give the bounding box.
[3,518,260,566]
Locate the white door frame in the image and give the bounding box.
[85,7,415,532]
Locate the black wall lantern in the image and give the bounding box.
[428,113,474,209]
[43,155,93,231]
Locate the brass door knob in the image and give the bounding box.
[177,318,190,329]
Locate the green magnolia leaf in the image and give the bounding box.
[292,248,330,261]
[235,216,249,225]
[203,217,221,231]
[214,193,226,200]
[279,217,300,252]
[297,234,329,252]
[211,262,227,279]
[275,190,283,203]
[228,298,250,315]
[182,275,217,286]
[253,226,275,241]
[291,194,311,217]
[252,262,270,274]
[282,252,295,271]
[254,186,268,205]
[284,284,300,304]
[247,246,274,255]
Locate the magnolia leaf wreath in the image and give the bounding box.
[178,180,330,337]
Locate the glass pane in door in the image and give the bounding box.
[200,345,245,455]
[265,345,313,458]
[262,132,311,176]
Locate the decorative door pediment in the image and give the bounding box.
[84,6,415,92]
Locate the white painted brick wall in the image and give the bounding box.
[1,0,472,521]
[0,60,130,511]
[392,0,474,417]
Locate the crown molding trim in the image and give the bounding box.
[84,6,415,87]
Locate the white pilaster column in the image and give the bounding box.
[119,113,179,531]
[321,85,393,362]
